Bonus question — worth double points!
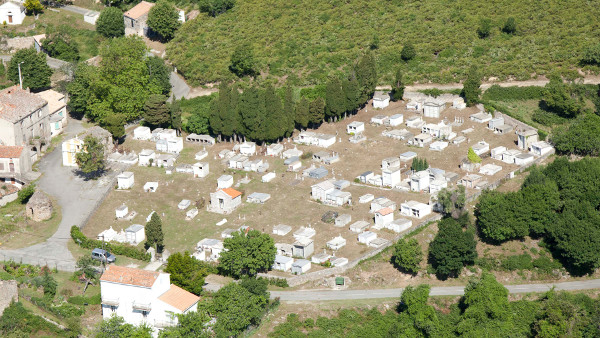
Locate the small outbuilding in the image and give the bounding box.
[125,224,145,245]
[423,99,445,118]
[247,192,271,204]
[26,190,53,221]
[217,175,234,189]
[387,218,412,233]
[262,172,276,183]
[292,238,314,258]
[133,126,151,140]
[291,259,312,274]
[193,162,209,178]
[373,91,390,109]
[400,201,432,219]
[327,236,346,250]
[358,231,377,245]
[273,255,294,272]
[143,182,158,192]
[334,214,351,227]
[117,171,135,189]
[138,149,155,166]
[349,220,370,233]
[388,114,404,126]
[115,204,128,219]
[530,141,554,157]
[273,224,292,236]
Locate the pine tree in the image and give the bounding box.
[391,68,405,101]
[210,82,228,137]
[283,85,295,137]
[143,94,170,127]
[75,136,105,177]
[325,77,345,120]
[145,212,164,252]
[295,97,310,129]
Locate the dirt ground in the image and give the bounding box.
[85,99,535,277]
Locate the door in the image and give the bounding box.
[9,162,14,172]
[8,15,12,24]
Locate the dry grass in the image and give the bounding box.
[86,101,531,277]
[0,198,61,249]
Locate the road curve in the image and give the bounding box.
[270,279,600,301]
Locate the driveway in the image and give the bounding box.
[170,71,190,101]
[270,279,600,301]
[0,119,121,271]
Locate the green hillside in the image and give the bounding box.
[167,0,600,86]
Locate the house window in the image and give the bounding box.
[55,122,59,129]
[9,162,14,173]
[142,311,148,318]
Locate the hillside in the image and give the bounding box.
[166,0,600,86]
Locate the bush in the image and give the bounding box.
[300,151,313,160]
[532,256,561,273]
[500,254,533,271]
[68,293,101,306]
[477,18,492,39]
[582,43,600,66]
[31,296,85,318]
[261,277,289,288]
[70,226,151,262]
[17,184,35,204]
[482,85,544,101]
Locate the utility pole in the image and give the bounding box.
[18,62,24,89]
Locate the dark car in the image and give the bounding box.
[91,248,116,264]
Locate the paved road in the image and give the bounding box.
[170,71,190,101]
[0,120,120,271]
[271,279,600,301]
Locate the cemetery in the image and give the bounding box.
[83,94,553,276]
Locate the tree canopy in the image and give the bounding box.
[8,48,52,91]
[41,32,79,62]
[165,251,213,295]
[229,44,257,78]
[145,212,164,252]
[75,136,105,177]
[147,1,181,41]
[428,217,477,279]
[218,229,276,278]
[96,7,125,38]
[392,238,422,275]
[462,66,481,106]
[209,281,269,336]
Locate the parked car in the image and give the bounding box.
[91,248,116,263]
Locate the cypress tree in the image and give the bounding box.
[391,68,405,101]
[343,76,361,114]
[264,84,283,141]
[226,84,240,140]
[238,86,265,141]
[325,77,346,120]
[355,52,377,104]
[283,85,295,137]
[309,97,325,126]
[209,82,228,137]
[295,97,310,129]
[145,212,164,252]
[463,66,482,106]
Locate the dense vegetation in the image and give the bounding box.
[167,0,600,86]
[475,158,600,275]
[7,48,52,91]
[218,229,276,278]
[428,216,477,279]
[269,273,600,337]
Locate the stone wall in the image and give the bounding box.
[0,280,18,316]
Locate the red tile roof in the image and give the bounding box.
[222,188,242,199]
[377,207,394,216]
[124,1,155,19]
[100,265,160,288]
[0,146,23,158]
[158,284,200,312]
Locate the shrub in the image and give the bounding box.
[468,147,482,163]
[477,18,492,39]
[500,254,533,271]
[482,85,544,101]
[532,256,561,273]
[582,43,600,66]
[401,42,416,61]
[68,293,101,305]
[70,226,151,262]
[532,109,568,126]
[17,184,35,204]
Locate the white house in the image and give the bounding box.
[326,236,346,250]
[387,218,412,233]
[382,166,401,187]
[217,175,234,189]
[125,224,145,245]
[347,121,365,134]
[400,201,432,219]
[373,91,390,109]
[36,89,68,137]
[388,114,404,127]
[291,259,311,274]
[358,231,377,245]
[272,255,294,272]
[193,162,209,178]
[266,144,283,156]
[411,171,430,192]
[138,149,155,166]
[117,172,134,189]
[311,180,335,202]
[530,141,554,157]
[239,141,256,156]
[100,266,200,332]
[133,126,151,140]
[0,2,25,25]
[374,207,394,228]
[423,99,445,118]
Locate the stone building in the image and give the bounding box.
[0,280,18,316]
[26,190,53,221]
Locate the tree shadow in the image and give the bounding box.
[72,168,107,181]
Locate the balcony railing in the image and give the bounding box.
[132,301,152,312]
[101,297,119,307]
